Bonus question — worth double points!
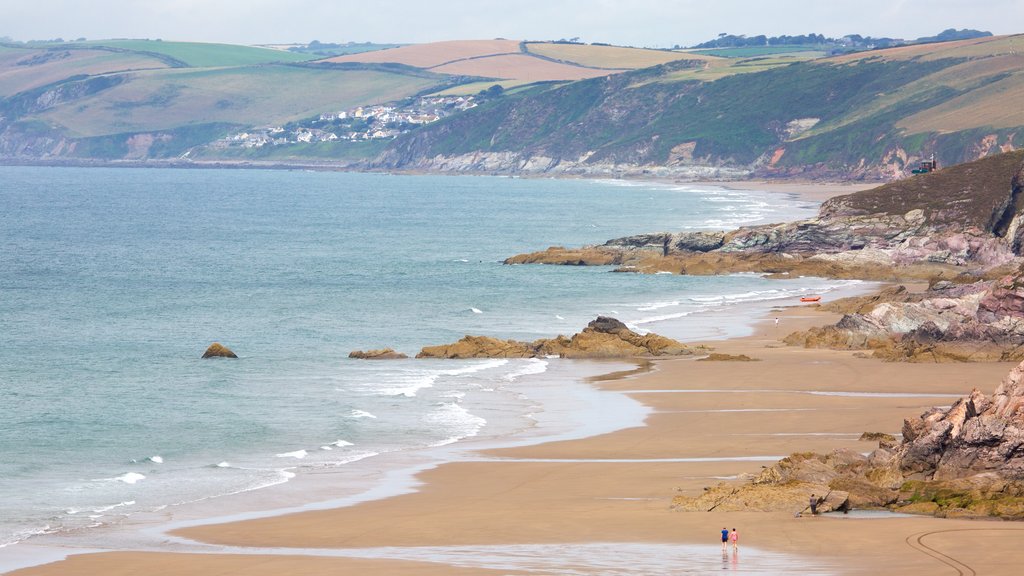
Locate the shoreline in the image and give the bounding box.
[8,177,987,575]
[15,289,1024,575]
[0,160,884,204]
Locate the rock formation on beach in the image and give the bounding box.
[201,342,237,358]
[348,348,409,360]
[674,360,1024,519]
[417,316,707,359]
[784,265,1024,361]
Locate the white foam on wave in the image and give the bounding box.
[92,500,135,513]
[453,259,469,262]
[555,314,565,320]
[0,525,56,549]
[470,307,483,314]
[148,455,163,464]
[113,472,145,484]
[216,461,231,468]
[275,450,308,459]
[321,439,355,451]
[375,359,511,398]
[426,402,487,447]
[637,300,681,311]
[502,358,548,382]
[350,409,377,419]
[632,310,699,325]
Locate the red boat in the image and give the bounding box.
[800,296,821,303]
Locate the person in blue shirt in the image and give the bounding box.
[721,527,729,551]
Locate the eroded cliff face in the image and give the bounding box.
[510,151,1024,273]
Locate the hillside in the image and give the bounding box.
[1,35,1021,175]
[373,34,1024,180]
[0,40,462,160]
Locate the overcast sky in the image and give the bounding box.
[4,0,1021,48]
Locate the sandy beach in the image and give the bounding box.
[10,179,1022,576]
[12,300,1024,575]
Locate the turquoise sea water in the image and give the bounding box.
[0,166,857,555]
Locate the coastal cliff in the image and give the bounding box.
[511,151,1024,361]
[508,150,1024,277]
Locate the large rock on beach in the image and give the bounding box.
[348,348,409,360]
[202,342,237,359]
[417,316,705,359]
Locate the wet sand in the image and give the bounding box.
[13,303,1024,575]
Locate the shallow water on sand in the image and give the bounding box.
[1,166,863,564]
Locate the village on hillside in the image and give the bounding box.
[210,95,480,150]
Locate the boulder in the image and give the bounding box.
[349,348,409,360]
[202,342,237,359]
[696,353,758,362]
[417,335,536,359]
[417,317,704,359]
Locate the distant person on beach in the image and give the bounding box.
[721,527,729,551]
[810,493,818,515]
[774,317,779,327]
[730,528,739,551]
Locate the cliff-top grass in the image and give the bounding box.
[0,47,169,97]
[524,42,694,70]
[77,39,313,67]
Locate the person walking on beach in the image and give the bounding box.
[730,528,739,552]
[809,493,818,515]
[721,527,729,551]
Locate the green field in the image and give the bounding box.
[681,45,830,58]
[36,65,447,136]
[77,39,314,67]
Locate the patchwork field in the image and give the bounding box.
[324,39,523,68]
[36,65,445,136]
[0,47,169,96]
[523,42,692,69]
[431,53,622,81]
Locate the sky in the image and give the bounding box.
[3,0,1021,48]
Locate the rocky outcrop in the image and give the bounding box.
[508,151,1024,280]
[675,360,1024,519]
[697,353,758,362]
[785,265,1024,361]
[202,342,237,359]
[417,316,706,359]
[348,348,409,360]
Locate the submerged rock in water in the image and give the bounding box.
[202,342,237,359]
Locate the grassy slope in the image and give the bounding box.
[325,40,523,68]
[823,149,1024,231]
[0,48,169,96]
[77,40,313,66]
[381,35,1023,175]
[430,54,621,81]
[524,43,691,69]
[36,65,445,136]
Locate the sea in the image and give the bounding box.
[0,166,861,570]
